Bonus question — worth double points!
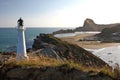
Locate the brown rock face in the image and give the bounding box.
[83,18,98,31]
[32,34,108,67]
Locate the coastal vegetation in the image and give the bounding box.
[0,53,120,80]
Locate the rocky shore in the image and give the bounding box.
[0,34,120,80]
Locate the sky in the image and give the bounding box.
[0,0,120,28]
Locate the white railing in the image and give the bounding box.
[17,26,26,30]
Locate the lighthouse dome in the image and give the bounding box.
[17,18,23,26]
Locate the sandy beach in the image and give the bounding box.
[60,33,120,49]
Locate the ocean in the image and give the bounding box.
[0,28,61,52]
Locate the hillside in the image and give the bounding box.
[32,34,108,67]
[0,53,118,80]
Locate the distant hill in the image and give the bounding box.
[53,18,120,34]
[74,18,120,31]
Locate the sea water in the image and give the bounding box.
[54,31,100,38]
[0,28,61,52]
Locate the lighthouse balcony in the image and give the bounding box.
[17,26,26,30]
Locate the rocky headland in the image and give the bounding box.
[53,18,120,34]
[0,34,119,80]
[32,34,108,67]
[0,34,120,80]
[74,18,120,32]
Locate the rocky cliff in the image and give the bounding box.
[75,18,99,31]
[74,18,120,31]
[32,34,108,67]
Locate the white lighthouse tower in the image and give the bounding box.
[16,18,28,60]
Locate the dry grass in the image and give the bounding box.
[4,54,120,79]
[14,55,63,67]
[69,61,120,79]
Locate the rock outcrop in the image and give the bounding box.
[96,24,120,42]
[75,18,98,31]
[32,34,109,67]
[74,18,120,31]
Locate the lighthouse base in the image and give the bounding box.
[16,54,29,61]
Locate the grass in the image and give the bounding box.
[3,54,120,79]
[6,55,63,68]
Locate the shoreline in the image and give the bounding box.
[59,33,120,67]
[60,33,120,49]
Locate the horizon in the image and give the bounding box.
[0,0,120,28]
[1,18,120,28]
[0,26,73,29]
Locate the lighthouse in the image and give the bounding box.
[16,18,28,60]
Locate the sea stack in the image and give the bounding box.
[16,18,28,60]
